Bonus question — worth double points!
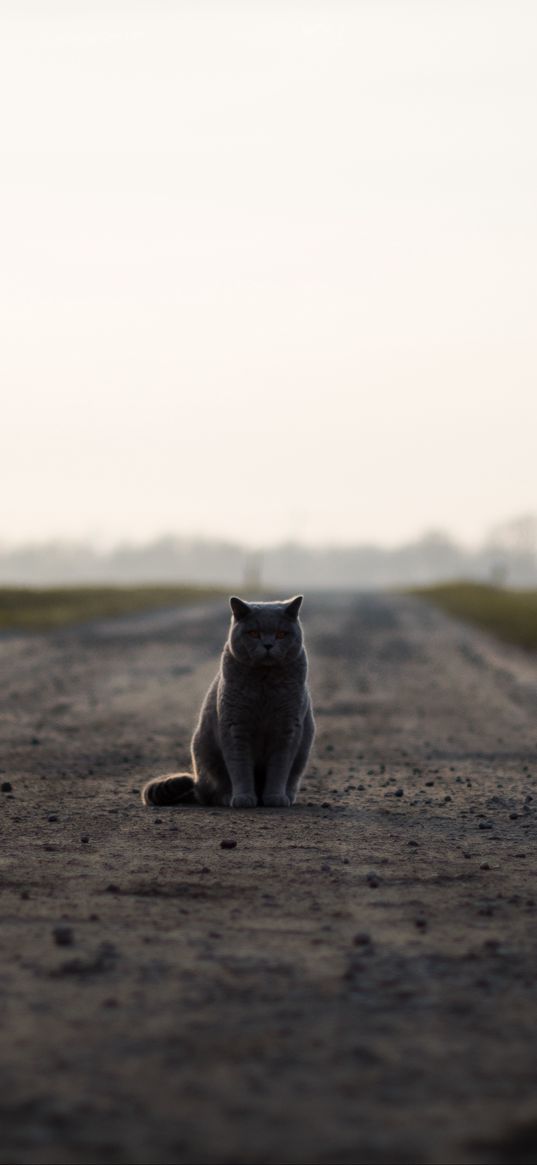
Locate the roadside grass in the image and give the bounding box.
[0,585,228,632]
[409,581,537,650]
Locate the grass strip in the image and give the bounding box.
[409,581,537,650]
[0,585,227,631]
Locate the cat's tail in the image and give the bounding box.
[141,773,198,807]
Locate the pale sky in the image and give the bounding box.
[1,0,536,548]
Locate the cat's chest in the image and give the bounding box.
[220,675,300,726]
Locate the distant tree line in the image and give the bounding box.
[0,515,535,589]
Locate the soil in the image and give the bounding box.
[1,592,537,1165]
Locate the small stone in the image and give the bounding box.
[321,801,332,809]
[353,932,371,946]
[220,839,237,849]
[394,788,404,798]
[1,781,12,793]
[480,863,490,870]
[53,925,73,947]
[80,834,90,843]
[48,814,58,823]
[408,840,419,847]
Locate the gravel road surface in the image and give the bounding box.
[1,593,537,1165]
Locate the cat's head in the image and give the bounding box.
[227,595,304,667]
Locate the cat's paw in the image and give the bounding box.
[231,794,258,809]
[262,793,291,808]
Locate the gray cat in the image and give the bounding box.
[142,595,315,809]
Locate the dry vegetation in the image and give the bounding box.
[0,585,227,632]
[409,582,537,650]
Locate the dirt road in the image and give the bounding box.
[1,593,537,1165]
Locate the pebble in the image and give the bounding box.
[220,839,237,849]
[80,835,90,844]
[48,814,58,823]
[53,925,74,947]
[1,781,12,793]
[353,932,371,946]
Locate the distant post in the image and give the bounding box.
[243,551,263,594]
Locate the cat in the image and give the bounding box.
[142,594,315,809]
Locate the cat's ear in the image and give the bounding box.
[230,596,251,621]
[284,595,303,620]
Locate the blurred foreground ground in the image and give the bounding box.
[1,593,537,1165]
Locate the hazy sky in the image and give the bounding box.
[1,0,536,548]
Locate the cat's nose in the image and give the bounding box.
[263,642,273,651]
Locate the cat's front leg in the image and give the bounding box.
[221,733,257,808]
[262,750,295,808]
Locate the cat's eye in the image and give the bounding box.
[248,629,261,638]
[275,630,287,639]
